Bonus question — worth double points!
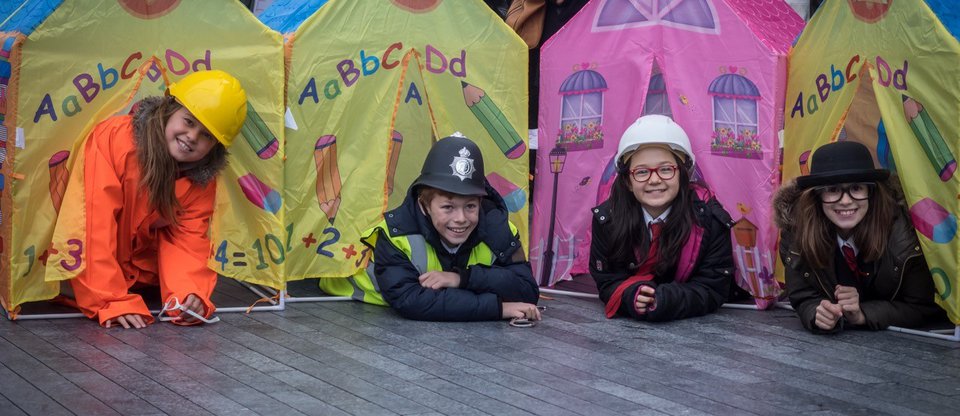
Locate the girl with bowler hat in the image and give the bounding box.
[774,141,943,333]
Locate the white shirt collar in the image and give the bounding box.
[837,235,858,256]
[440,239,461,254]
[643,208,671,238]
[643,207,671,226]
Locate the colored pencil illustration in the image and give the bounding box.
[486,172,525,212]
[240,102,280,159]
[238,173,282,215]
[386,130,403,196]
[461,81,526,159]
[315,134,342,223]
[910,197,957,244]
[903,95,955,181]
[48,150,69,214]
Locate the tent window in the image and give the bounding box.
[642,73,672,117]
[558,67,607,151]
[595,0,719,33]
[711,96,760,158]
[560,92,603,139]
[713,97,757,139]
[708,71,761,159]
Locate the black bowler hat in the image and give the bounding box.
[796,141,889,189]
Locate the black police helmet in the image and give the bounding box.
[411,134,487,197]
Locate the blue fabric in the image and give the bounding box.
[258,0,328,34]
[0,0,61,35]
[926,0,958,41]
[0,0,26,25]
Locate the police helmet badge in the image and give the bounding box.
[450,147,475,181]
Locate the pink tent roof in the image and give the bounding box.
[727,0,805,54]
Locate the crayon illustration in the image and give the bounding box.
[903,95,955,181]
[461,81,526,159]
[386,130,403,196]
[238,173,282,215]
[315,135,342,223]
[486,172,526,212]
[910,198,957,244]
[240,102,279,159]
[798,150,811,176]
[48,151,69,214]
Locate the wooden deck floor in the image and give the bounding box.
[2,280,960,415]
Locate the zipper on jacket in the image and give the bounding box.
[812,269,835,302]
[891,252,920,300]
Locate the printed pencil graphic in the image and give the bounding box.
[48,150,69,214]
[387,130,403,196]
[238,173,282,215]
[462,81,525,159]
[240,102,280,159]
[315,134,342,223]
[903,95,956,181]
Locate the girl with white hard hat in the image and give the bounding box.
[590,115,736,322]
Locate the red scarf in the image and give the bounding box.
[605,223,661,318]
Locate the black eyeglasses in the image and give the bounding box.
[814,183,874,203]
[629,165,678,183]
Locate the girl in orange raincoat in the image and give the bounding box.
[71,70,247,329]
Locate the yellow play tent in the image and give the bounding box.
[0,0,285,316]
[275,0,529,280]
[784,0,960,326]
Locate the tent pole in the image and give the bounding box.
[285,296,352,302]
[539,288,599,299]
[721,303,760,310]
[10,303,285,320]
[238,281,278,305]
[887,325,960,342]
[218,305,284,313]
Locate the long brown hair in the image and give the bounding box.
[793,177,901,269]
[137,97,184,223]
[606,153,696,276]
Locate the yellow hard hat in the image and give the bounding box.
[168,70,247,147]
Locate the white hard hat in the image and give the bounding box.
[615,115,693,169]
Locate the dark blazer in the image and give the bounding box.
[590,190,735,322]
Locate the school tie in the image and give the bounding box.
[841,244,864,278]
[649,221,663,242]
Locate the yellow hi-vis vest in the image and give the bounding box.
[319,220,518,305]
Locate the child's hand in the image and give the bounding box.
[181,294,206,323]
[634,285,656,314]
[501,302,542,321]
[418,271,461,290]
[105,314,147,329]
[834,285,865,325]
[814,299,843,330]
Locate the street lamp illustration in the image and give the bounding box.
[540,145,567,286]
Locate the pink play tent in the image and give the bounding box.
[530,0,803,308]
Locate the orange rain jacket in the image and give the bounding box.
[71,110,220,326]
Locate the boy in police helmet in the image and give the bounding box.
[323,134,540,322]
